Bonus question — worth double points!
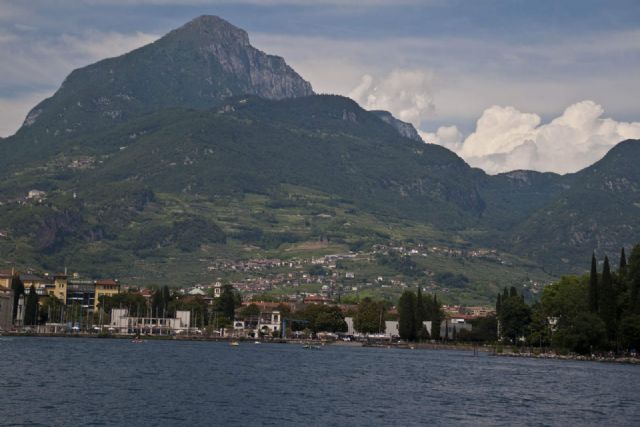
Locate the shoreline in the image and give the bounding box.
[5,333,638,365]
[493,350,640,365]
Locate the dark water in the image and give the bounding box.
[1,338,639,426]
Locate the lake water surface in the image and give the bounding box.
[1,337,639,426]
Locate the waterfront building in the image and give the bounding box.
[51,274,120,310]
[0,285,13,331]
[109,308,191,334]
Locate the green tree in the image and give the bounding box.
[354,297,386,334]
[429,294,442,340]
[620,247,627,271]
[239,303,261,319]
[295,304,346,333]
[39,295,65,324]
[307,264,326,276]
[628,244,640,313]
[589,253,599,313]
[24,285,39,326]
[99,292,148,317]
[619,314,640,352]
[527,303,552,348]
[415,287,429,340]
[151,285,173,317]
[599,256,616,342]
[553,312,606,355]
[398,290,417,341]
[468,315,498,343]
[499,290,531,344]
[217,284,237,320]
[10,275,24,322]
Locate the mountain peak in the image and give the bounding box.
[168,15,250,47]
[15,15,313,136]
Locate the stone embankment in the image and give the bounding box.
[495,351,640,365]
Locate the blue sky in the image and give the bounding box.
[1,0,639,173]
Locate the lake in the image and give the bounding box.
[1,337,638,426]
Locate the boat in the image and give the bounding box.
[254,341,261,344]
[230,341,240,346]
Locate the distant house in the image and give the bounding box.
[27,190,46,201]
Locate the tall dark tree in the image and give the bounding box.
[509,286,518,298]
[620,247,627,271]
[218,284,237,320]
[629,244,640,313]
[10,274,24,322]
[430,294,442,340]
[398,290,417,341]
[496,293,502,317]
[599,256,616,342]
[151,285,172,317]
[24,284,39,326]
[589,253,599,313]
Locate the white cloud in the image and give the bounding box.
[348,70,436,127]
[431,101,640,175]
[420,125,463,151]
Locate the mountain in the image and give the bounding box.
[0,15,638,301]
[503,140,640,271]
[6,15,313,168]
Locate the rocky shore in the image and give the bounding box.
[494,351,640,365]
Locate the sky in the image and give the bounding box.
[1,0,640,174]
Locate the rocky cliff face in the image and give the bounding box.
[165,15,314,100]
[16,15,313,137]
[371,110,423,142]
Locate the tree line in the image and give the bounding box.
[496,245,640,354]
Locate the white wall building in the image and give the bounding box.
[110,308,191,334]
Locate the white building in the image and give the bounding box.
[110,308,191,334]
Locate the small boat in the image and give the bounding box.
[254,341,261,344]
[230,341,240,347]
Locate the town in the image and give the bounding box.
[0,266,495,343]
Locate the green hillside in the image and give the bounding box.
[0,15,638,303]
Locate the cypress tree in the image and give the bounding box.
[431,294,441,340]
[509,286,518,298]
[10,275,24,322]
[502,287,509,304]
[415,286,429,340]
[496,293,502,317]
[415,287,426,325]
[589,253,599,313]
[24,284,39,326]
[620,247,627,271]
[599,256,616,342]
[398,290,417,341]
[219,284,237,320]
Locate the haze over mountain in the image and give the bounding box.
[0,15,638,298]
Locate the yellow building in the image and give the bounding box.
[0,270,15,288]
[53,274,68,302]
[94,279,120,310]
